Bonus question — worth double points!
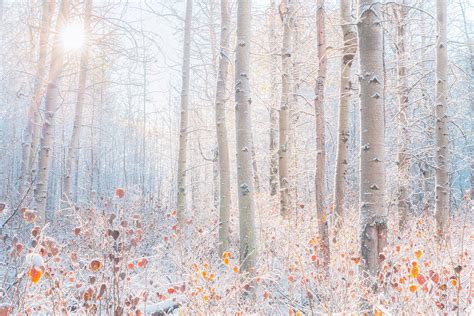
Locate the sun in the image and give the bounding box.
[61,22,85,51]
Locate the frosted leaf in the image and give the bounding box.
[26,253,44,267]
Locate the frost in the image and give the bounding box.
[26,253,44,267]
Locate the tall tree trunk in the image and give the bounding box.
[278,0,292,217]
[434,0,449,235]
[20,0,55,196]
[394,1,410,230]
[216,0,231,256]
[34,0,69,225]
[63,0,93,202]
[315,0,329,269]
[235,0,257,276]
[269,0,279,197]
[333,0,356,222]
[459,1,474,201]
[357,0,387,280]
[176,0,192,224]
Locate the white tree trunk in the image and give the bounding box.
[216,0,231,256]
[278,0,292,217]
[176,0,192,224]
[357,0,387,279]
[63,0,92,202]
[20,0,55,196]
[269,0,279,198]
[434,0,449,235]
[235,0,257,275]
[333,0,356,222]
[34,0,69,225]
[315,0,329,270]
[394,1,410,230]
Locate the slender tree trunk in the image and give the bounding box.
[315,0,329,268]
[20,0,55,195]
[394,1,410,230]
[176,0,192,224]
[357,0,387,281]
[63,0,93,202]
[235,0,257,275]
[278,0,292,217]
[216,0,231,256]
[434,0,449,235]
[289,10,300,204]
[333,0,356,222]
[269,0,279,197]
[460,1,474,201]
[34,0,69,225]
[268,0,279,196]
[251,137,261,193]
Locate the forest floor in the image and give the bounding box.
[0,191,472,315]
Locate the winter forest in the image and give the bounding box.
[0,0,473,314]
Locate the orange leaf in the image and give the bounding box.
[28,267,43,284]
[89,259,102,272]
[416,274,426,285]
[311,254,317,262]
[232,266,239,273]
[414,249,423,259]
[430,271,440,284]
[450,278,458,287]
[167,288,176,294]
[410,265,419,279]
[115,188,125,198]
[408,284,417,293]
[223,257,230,266]
[137,258,148,268]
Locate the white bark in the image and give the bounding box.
[34,0,69,225]
[63,0,93,202]
[269,0,279,197]
[357,0,387,278]
[315,0,329,270]
[176,0,192,224]
[333,0,356,222]
[278,0,292,217]
[20,0,55,195]
[394,1,410,230]
[216,0,231,256]
[235,0,257,275]
[434,0,449,234]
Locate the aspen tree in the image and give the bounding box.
[315,0,329,269]
[394,1,410,229]
[20,0,55,194]
[33,0,69,225]
[63,0,93,202]
[357,0,387,278]
[278,0,292,217]
[333,0,356,222]
[434,0,449,235]
[216,0,231,255]
[176,0,193,224]
[268,0,279,197]
[235,0,257,275]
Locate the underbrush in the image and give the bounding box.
[0,191,472,314]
